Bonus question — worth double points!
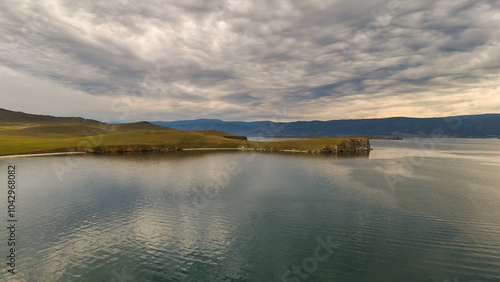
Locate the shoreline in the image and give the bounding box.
[0,152,86,159]
[0,139,371,157]
[0,148,338,158]
[182,148,251,151]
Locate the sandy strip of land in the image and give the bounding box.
[181,148,307,152]
[0,152,86,159]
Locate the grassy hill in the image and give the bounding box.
[0,108,104,125]
[0,109,172,137]
[0,129,352,156]
[0,109,368,156]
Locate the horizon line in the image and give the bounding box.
[2,107,500,124]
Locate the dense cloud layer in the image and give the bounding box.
[1,0,499,121]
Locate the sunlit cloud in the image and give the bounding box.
[0,0,499,122]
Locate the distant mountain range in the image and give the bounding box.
[2,108,499,138]
[151,114,500,138]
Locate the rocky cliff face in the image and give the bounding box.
[312,138,371,154]
[251,138,370,154]
[336,138,371,152]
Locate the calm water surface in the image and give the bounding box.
[1,139,499,281]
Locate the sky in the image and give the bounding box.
[1,0,499,122]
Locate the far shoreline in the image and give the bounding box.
[0,152,86,159]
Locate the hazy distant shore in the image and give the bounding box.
[0,152,86,159]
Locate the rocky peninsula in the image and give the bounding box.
[0,108,370,157]
[82,138,370,154]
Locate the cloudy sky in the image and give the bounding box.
[1,0,499,122]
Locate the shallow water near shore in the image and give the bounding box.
[1,139,499,281]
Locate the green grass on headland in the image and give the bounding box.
[0,109,367,156]
[0,129,239,156]
[246,138,347,152]
[0,127,358,156]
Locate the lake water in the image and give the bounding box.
[1,139,499,281]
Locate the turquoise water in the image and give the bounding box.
[1,139,499,281]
